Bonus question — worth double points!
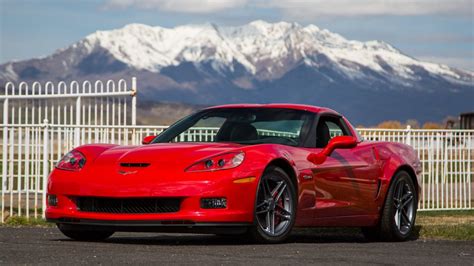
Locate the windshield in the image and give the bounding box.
[153,108,314,146]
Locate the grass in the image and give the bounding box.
[416,210,474,241]
[2,216,53,227]
[417,210,474,217]
[417,224,474,241]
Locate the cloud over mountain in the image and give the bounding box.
[104,0,247,13]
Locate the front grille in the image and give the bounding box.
[76,197,181,214]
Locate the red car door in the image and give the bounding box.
[309,115,381,218]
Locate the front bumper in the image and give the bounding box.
[46,169,260,226]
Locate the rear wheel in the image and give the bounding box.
[247,166,297,243]
[57,224,114,241]
[362,171,417,241]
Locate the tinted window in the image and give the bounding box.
[316,116,351,148]
[154,108,314,147]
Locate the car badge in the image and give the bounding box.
[118,170,138,175]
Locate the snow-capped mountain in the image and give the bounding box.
[1,21,473,124]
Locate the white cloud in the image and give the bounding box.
[263,0,473,17]
[104,0,248,13]
[104,0,473,16]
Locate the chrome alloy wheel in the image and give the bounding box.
[393,179,415,235]
[255,175,293,237]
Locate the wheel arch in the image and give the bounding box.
[391,165,419,195]
[266,158,298,190]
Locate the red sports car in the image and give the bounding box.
[46,104,421,243]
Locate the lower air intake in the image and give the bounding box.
[76,197,181,214]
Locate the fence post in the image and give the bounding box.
[131,77,137,126]
[42,119,49,219]
[405,125,412,146]
[131,77,137,144]
[75,96,81,147]
[468,136,472,209]
[1,98,9,223]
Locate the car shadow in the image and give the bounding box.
[53,227,419,246]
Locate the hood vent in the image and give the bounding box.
[120,162,150,168]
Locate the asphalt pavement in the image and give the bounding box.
[0,227,473,265]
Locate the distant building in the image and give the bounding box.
[460,112,474,129]
[445,112,474,129]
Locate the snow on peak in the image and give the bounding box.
[63,20,468,82]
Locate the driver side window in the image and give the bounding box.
[316,116,351,148]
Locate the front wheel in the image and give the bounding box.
[57,224,114,241]
[247,166,297,243]
[362,171,418,241]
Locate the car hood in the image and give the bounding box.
[87,142,244,171]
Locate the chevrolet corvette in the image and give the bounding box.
[46,104,421,243]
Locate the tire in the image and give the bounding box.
[362,171,418,241]
[247,166,297,244]
[57,224,114,241]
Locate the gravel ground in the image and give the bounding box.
[0,227,473,265]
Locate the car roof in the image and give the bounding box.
[206,103,340,116]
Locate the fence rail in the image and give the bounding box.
[1,123,473,221]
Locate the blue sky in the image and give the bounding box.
[1,0,473,70]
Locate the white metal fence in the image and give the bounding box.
[1,123,472,222]
[1,78,137,222]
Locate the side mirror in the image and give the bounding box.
[142,135,156,145]
[307,136,358,165]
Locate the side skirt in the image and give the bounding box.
[296,214,379,227]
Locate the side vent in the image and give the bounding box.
[375,179,382,199]
[120,163,150,167]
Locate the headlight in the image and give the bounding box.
[56,150,86,171]
[185,152,245,172]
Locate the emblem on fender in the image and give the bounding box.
[118,170,138,175]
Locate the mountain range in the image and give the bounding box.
[1,20,473,125]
